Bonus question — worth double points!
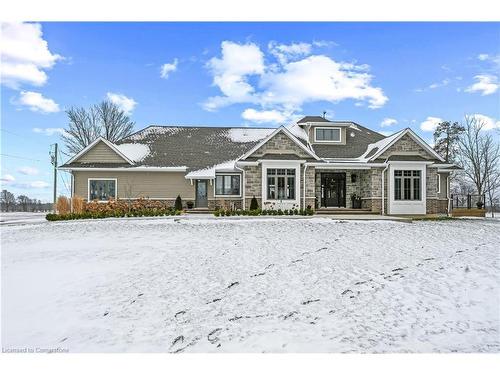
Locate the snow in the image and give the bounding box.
[2,217,499,353]
[0,212,47,225]
[126,126,183,141]
[286,123,310,143]
[115,143,150,162]
[227,128,274,143]
[185,160,238,179]
[358,129,405,162]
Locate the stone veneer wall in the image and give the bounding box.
[303,165,316,209]
[378,134,434,160]
[243,164,262,209]
[250,132,311,158]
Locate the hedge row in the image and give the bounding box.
[214,208,314,217]
[46,208,181,221]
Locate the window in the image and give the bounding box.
[394,170,421,201]
[89,179,116,201]
[436,174,441,193]
[215,175,240,196]
[267,168,295,200]
[315,127,341,142]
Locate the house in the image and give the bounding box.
[59,116,457,215]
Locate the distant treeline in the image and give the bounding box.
[1,189,53,212]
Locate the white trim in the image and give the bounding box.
[87,178,118,202]
[313,126,342,143]
[236,161,259,166]
[388,163,427,215]
[65,137,134,165]
[261,160,301,209]
[213,173,242,198]
[59,166,188,172]
[369,128,445,162]
[305,162,387,168]
[238,126,320,161]
[437,173,441,194]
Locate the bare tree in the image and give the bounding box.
[17,195,30,212]
[433,120,465,163]
[62,100,135,154]
[1,190,16,212]
[457,115,500,209]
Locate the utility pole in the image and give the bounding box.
[50,143,58,211]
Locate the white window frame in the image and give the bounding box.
[388,163,427,215]
[214,173,242,198]
[261,160,301,209]
[393,170,422,201]
[436,173,441,193]
[87,178,118,202]
[314,126,342,143]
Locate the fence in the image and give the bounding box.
[450,194,486,209]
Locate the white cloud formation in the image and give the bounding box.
[420,116,443,132]
[1,174,15,183]
[204,41,265,111]
[32,127,65,136]
[478,54,489,61]
[12,180,50,189]
[17,91,60,113]
[469,114,500,131]
[18,166,39,176]
[268,41,312,65]
[160,58,178,79]
[465,75,498,95]
[380,118,398,127]
[242,108,290,124]
[106,92,137,115]
[203,41,387,117]
[1,22,62,88]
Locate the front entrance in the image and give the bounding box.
[321,173,346,208]
[195,179,208,208]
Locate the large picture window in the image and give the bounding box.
[89,179,116,201]
[394,170,421,201]
[215,175,241,196]
[267,168,295,200]
[315,127,341,142]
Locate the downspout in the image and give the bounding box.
[446,174,451,216]
[381,158,390,215]
[302,164,308,210]
[235,164,246,210]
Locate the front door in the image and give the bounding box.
[321,173,346,207]
[195,180,208,208]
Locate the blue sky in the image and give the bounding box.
[1,22,499,201]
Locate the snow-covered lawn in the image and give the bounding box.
[2,217,499,353]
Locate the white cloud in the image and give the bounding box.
[17,91,60,113]
[204,41,387,116]
[1,22,62,88]
[1,174,15,183]
[268,41,312,65]
[160,58,178,79]
[12,180,50,189]
[469,114,500,131]
[241,108,290,124]
[380,118,398,127]
[18,166,39,176]
[32,127,65,136]
[106,92,137,115]
[420,116,443,132]
[465,75,498,95]
[204,41,265,111]
[478,54,490,61]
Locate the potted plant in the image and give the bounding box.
[186,201,194,209]
[351,193,362,209]
[476,200,484,209]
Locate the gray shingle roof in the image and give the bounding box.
[297,116,330,123]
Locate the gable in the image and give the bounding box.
[75,140,130,164]
[244,131,312,160]
[377,134,438,161]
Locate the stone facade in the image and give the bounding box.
[303,166,316,209]
[249,132,311,159]
[378,134,434,160]
[243,164,262,209]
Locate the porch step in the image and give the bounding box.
[316,208,372,215]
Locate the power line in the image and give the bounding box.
[0,153,42,162]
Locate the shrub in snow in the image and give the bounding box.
[56,196,70,215]
[71,195,85,214]
[175,195,183,211]
[250,196,259,210]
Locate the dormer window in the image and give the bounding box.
[314,127,341,143]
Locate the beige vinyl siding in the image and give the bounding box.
[77,141,128,163]
[73,171,195,200]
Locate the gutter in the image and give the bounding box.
[302,164,308,210]
[381,157,390,216]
